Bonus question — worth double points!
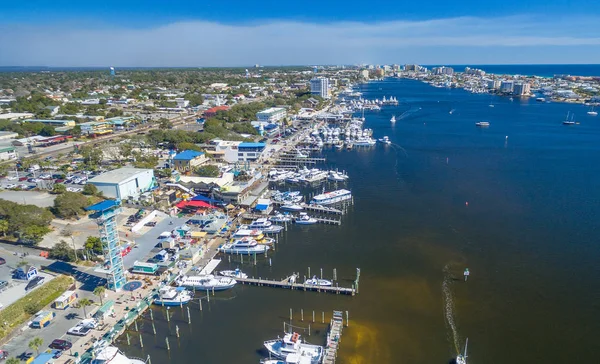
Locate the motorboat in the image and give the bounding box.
[456,338,468,364]
[177,275,236,291]
[261,352,312,364]
[91,344,145,364]
[263,332,324,364]
[304,276,332,286]
[475,121,490,127]
[153,286,192,306]
[219,238,270,255]
[309,189,352,206]
[390,115,396,123]
[219,268,248,279]
[587,106,597,116]
[377,136,391,145]
[269,213,293,223]
[294,213,318,225]
[241,218,284,233]
[281,204,304,212]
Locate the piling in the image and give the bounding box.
[126,333,130,345]
[207,290,210,302]
[254,252,257,266]
[308,324,311,336]
[346,311,349,327]
[152,322,156,335]
[199,298,203,311]
[301,309,304,321]
[312,310,315,323]
[147,355,151,364]
[187,306,191,324]
[308,267,311,277]
[165,337,170,351]
[175,325,180,338]
[241,254,244,264]
[333,268,337,281]
[322,311,325,324]
[289,308,293,322]
[166,308,170,322]
[320,268,323,280]
[212,287,215,296]
[228,255,231,263]
[150,309,154,321]
[269,258,272,267]
[139,334,144,348]
[134,320,138,332]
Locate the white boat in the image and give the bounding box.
[304,276,332,286]
[153,286,192,306]
[353,137,376,146]
[390,115,396,123]
[219,238,270,255]
[475,121,490,127]
[327,171,348,182]
[536,97,546,102]
[242,218,284,233]
[261,352,312,364]
[269,213,293,223]
[91,344,145,364]
[563,111,576,125]
[294,212,318,225]
[377,136,391,145]
[177,274,237,291]
[263,332,324,364]
[281,204,304,212]
[309,189,352,206]
[587,106,598,116]
[219,268,247,279]
[456,338,468,364]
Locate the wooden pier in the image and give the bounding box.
[234,275,356,295]
[323,311,345,363]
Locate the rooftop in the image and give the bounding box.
[173,150,205,161]
[88,167,152,184]
[238,142,266,149]
[85,199,120,212]
[257,107,286,115]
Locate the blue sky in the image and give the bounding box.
[1,0,600,66]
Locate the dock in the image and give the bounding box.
[322,310,345,363]
[198,258,221,275]
[234,275,356,295]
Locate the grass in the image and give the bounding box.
[0,275,74,342]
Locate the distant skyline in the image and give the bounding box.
[1,1,600,66]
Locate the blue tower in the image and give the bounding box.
[86,200,126,291]
[110,66,115,77]
[313,66,318,74]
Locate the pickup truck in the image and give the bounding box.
[67,324,92,337]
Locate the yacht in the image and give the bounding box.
[353,137,376,147]
[456,338,468,364]
[327,171,348,182]
[309,189,352,206]
[377,136,391,145]
[241,218,284,233]
[219,238,270,255]
[304,276,332,286]
[587,106,598,116]
[219,268,248,279]
[269,213,293,223]
[263,332,324,364]
[294,212,318,225]
[563,111,576,125]
[536,97,546,102]
[177,275,237,291]
[261,353,312,364]
[390,115,396,123]
[475,121,490,127]
[91,344,146,364]
[153,286,192,306]
[281,204,304,212]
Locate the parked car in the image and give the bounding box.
[0,349,9,360]
[49,339,72,351]
[0,257,5,265]
[0,280,8,290]
[18,177,28,182]
[25,276,45,291]
[144,221,157,227]
[4,184,16,189]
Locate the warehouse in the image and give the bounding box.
[88,168,156,200]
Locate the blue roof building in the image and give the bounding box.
[173,150,207,172]
[237,142,266,162]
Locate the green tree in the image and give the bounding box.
[82,183,98,196]
[84,236,102,254]
[6,357,21,364]
[78,298,92,318]
[176,142,203,152]
[69,125,82,137]
[184,93,204,106]
[79,145,103,167]
[93,286,106,306]
[195,165,220,177]
[49,240,77,262]
[0,219,8,237]
[21,225,52,244]
[158,118,173,129]
[52,183,67,194]
[118,143,134,159]
[28,337,43,356]
[52,192,90,219]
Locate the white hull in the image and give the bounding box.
[178,275,237,291]
[281,204,304,211]
[219,270,248,279]
[295,219,318,225]
[219,244,270,255]
[304,278,332,286]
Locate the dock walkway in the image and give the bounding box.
[234,275,356,295]
[323,310,345,363]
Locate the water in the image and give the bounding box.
[119,77,600,363]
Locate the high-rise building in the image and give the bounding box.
[310,77,330,99]
[360,70,370,79]
[513,83,531,96]
[500,81,514,93]
[87,200,126,291]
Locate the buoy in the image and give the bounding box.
[465,202,469,206]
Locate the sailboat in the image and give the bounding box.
[563,111,576,125]
[390,115,396,123]
[455,338,468,364]
[587,106,598,116]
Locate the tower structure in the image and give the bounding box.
[86,200,126,291]
[110,66,115,77]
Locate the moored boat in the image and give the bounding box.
[219,268,248,279]
[263,332,323,364]
[281,204,304,212]
[309,189,352,206]
[177,275,236,291]
[91,344,146,364]
[153,286,192,306]
[269,212,293,223]
[219,238,270,255]
[294,212,317,225]
[304,276,332,286]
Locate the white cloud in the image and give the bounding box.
[1,15,600,66]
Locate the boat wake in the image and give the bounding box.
[442,264,461,355]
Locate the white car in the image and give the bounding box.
[5,184,17,189]
[6,176,17,181]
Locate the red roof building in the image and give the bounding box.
[203,106,230,118]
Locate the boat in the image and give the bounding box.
[587,106,598,116]
[281,204,304,212]
[377,136,391,145]
[269,213,293,223]
[219,268,248,279]
[177,275,237,291]
[304,276,332,286]
[309,189,352,206]
[475,121,490,127]
[219,238,270,255]
[261,352,312,364]
[327,171,348,182]
[294,212,318,225]
[153,286,192,306]
[456,338,468,364]
[563,111,576,125]
[536,97,546,102]
[390,115,396,123]
[91,344,145,364]
[263,332,324,364]
[241,218,284,233]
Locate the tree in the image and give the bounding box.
[79,145,103,167]
[49,240,77,262]
[176,142,203,152]
[0,219,8,237]
[52,183,67,194]
[93,286,106,306]
[52,192,90,219]
[6,357,21,364]
[195,165,220,177]
[82,183,98,196]
[68,125,82,137]
[78,298,92,318]
[20,225,52,244]
[118,143,134,159]
[28,337,43,356]
[158,118,173,129]
[84,236,102,254]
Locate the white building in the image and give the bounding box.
[88,168,156,200]
[500,81,514,93]
[486,79,501,89]
[360,70,370,79]
[0,146,17,161]
[256,107,287,123]
[214,141,267,163]
[513,83,531,96]
[174,98,189,108]
[310,78,330,99]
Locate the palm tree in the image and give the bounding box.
[93,286,106,306]
[78,298,92,318]
[6,357,20,364]
[28,337,43,356]
[0,220,8,238]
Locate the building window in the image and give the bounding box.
[238,153,244,156]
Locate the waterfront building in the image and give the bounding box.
[23,119,76,127]
[79,121,113,135]
[433,66,454,76]
[251,121,280,137]
[0,146,18,160]
[500,81,515,93]
[310,77,330,99]
[513,83,531,96]
[88,167,156,200]
[172,150,208,172]
[486,79,501,89]
[256,107,287,122]
[465,67,486,76]
[360,70,370,79]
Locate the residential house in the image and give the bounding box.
[172,150,208,172]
